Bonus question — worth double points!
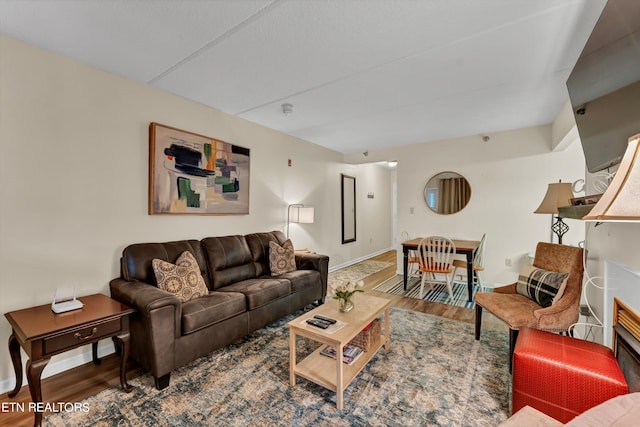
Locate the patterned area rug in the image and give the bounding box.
[45,307,510,427]
[328,260,394,288]
[373,275,483,309]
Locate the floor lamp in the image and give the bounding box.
[286,204,315,238]
[534,182,574,244]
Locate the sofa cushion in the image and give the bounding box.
[272,269,321,293]
[181,291,247,335]
[152,251,209,302]
[269,239,296,275]
[516,264,569,308]
[246,231,288,277]
[202,236,256,290]
[218,278,291,309]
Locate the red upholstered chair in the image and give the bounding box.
[474,242,584,370]
[512,327,628,423]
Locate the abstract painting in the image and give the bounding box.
[149,122,250,215]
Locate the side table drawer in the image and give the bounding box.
[43,319,122,355]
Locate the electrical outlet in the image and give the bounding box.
[505,258,512,267]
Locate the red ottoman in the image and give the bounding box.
[512,327,628,423]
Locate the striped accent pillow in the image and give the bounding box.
[516,265,569,308]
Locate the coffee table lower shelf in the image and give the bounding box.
[287,294,391,410]
[294,333,388,391]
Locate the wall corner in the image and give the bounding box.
[551,99,579,151]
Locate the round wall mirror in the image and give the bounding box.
[423,171,471,214]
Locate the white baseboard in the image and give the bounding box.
[329,246,394,272]
[0,341,116,395]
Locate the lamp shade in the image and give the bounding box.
[583,133,640,221]
[290,206,314,223]
[534,182,574,214]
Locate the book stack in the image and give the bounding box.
[320,345,363,365]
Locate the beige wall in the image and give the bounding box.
[346,126,587,286]
[0,35,392,389]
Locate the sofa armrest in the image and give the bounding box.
[295,253,329,297]
[110,278,181,330]
[109,278,181,379]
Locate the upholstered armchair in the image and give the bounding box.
[474,242,584,369]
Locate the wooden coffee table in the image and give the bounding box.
[287,293,390,410]
[4,293,134,427]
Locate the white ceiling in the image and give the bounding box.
[0,0,607,154]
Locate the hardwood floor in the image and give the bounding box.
[358,250,505,329]
[0,356,144,427]
[0,249,505,426]
[362,250,476,321]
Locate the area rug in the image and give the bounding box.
[373,275,483,309]
[45,306,510,427]
[328,260,394,288]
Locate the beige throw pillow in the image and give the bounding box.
[269,239,296,275]
[152,251,208,302]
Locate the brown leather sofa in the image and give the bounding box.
[110,231,328,389]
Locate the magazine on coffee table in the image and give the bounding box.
[320,345,363,365]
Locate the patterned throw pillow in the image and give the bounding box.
[152,251,208,302]
[269,239,296,275]
[515,264,569,308]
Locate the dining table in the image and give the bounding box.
[401,238,480,302]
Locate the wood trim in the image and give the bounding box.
[614,297,640,346]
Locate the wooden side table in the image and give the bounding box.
[4,293,135,427]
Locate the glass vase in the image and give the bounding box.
[339,297,354,313]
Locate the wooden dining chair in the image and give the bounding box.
[402,231,420,278]
[417,236,456,301]
[452,233,486,291]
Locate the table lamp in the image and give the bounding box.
[534,181,574,244]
